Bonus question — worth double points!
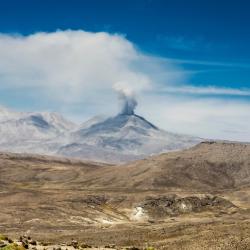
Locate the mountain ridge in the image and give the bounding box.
[58,113,202,163]
[0,105,201,163]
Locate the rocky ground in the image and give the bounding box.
[1,142,250,249]
[0,234,123,250]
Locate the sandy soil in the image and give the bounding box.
[1,142,250,249]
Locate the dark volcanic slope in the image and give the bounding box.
[0,141,250,192]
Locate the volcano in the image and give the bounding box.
[0,99,201,163]
[56,112,202,163]
[55,88,202,163]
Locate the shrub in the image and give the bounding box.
[1,243,26,250]
[0,234,8,241]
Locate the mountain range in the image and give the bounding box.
[0,105,202,163]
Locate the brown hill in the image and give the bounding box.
[0,141,250,192]
[1,142,250,249]
[89,141,250,191]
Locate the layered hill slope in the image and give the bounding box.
[1,141,249,191]
[87,141,250,191]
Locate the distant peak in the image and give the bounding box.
[134,114,159,130]
[114,112,159,130]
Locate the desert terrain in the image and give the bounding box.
[0,141,250,249]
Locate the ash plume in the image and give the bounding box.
[114,82,138,115]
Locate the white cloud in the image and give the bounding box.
[0,31,139,97]
[0,30,183,102]
[0,30,250,142]
[139,95,250,142]
[0,29,188,117]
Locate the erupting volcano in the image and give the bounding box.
[0,88,202,163]
[56,87,202,163]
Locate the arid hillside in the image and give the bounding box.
[89,141,250,191]
[1,141,250,249]
[1,141,250,192]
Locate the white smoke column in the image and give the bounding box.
[113,82,138,115]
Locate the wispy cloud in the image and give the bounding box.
[140,95,250,142]
[160,57,250,69]
[161,85,250,96]
[157,35,212,51]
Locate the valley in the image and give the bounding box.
[0,142,250,249]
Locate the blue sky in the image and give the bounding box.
[1,0,250,89]
[0,0,249,141]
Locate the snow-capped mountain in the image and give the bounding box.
[57,113,202,163]
[55,90,202,163]
[0,106,76,153]
[0,104,202,163]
